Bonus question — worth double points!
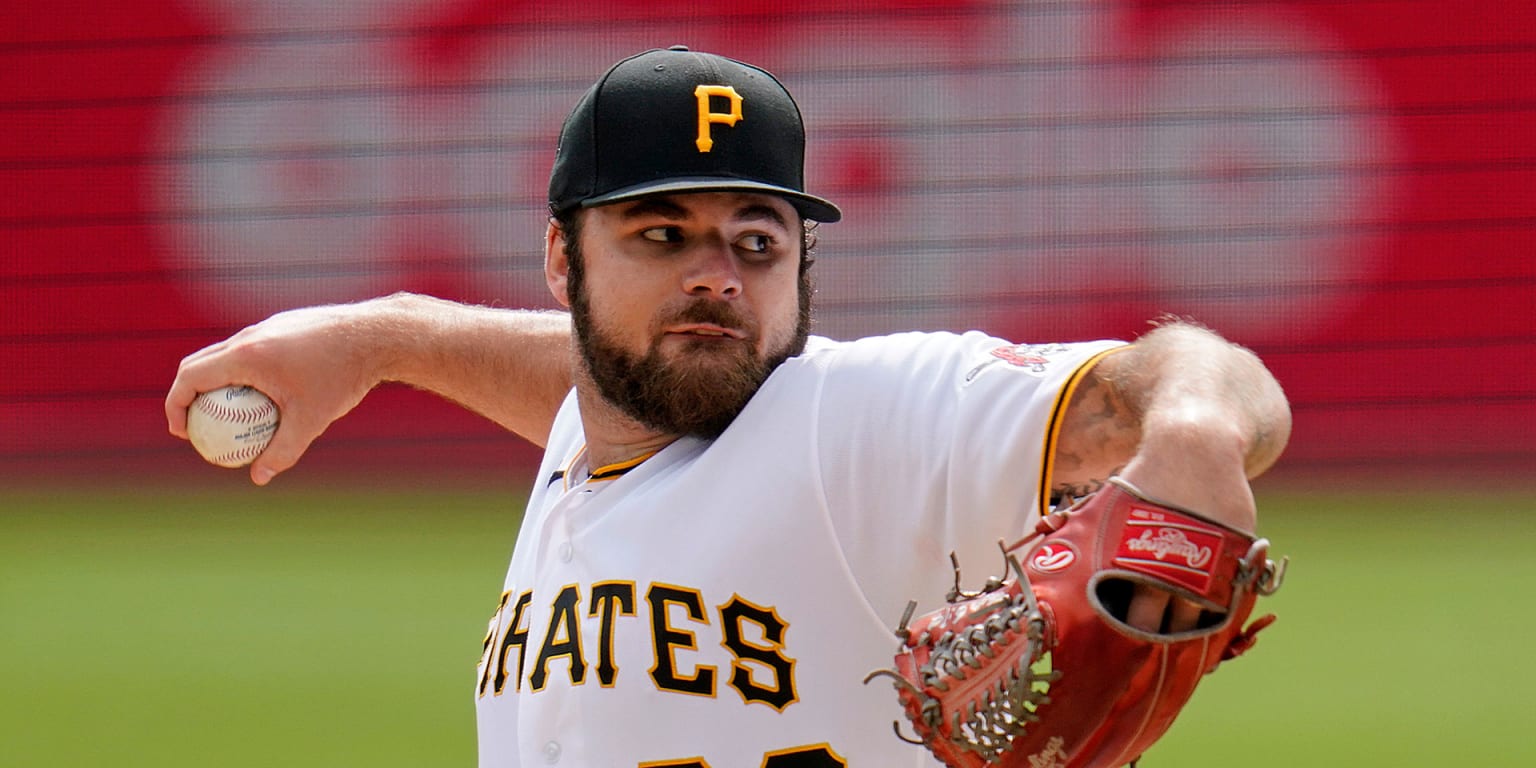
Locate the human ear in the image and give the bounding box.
[544,220,572,308]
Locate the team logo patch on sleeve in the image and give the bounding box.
[965,343,1071,382]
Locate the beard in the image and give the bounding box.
[567,248,812,439]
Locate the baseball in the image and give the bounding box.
[186,385,280,468]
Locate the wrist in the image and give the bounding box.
[1125,408,1255,532]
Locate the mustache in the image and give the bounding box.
[665,299,756,337]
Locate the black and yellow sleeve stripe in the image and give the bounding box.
[1036,345,1131,518]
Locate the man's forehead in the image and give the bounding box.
[608,192,797,225]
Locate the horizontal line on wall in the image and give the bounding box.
[0,1,1502,54]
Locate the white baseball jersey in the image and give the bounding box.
[474,331,1125,767]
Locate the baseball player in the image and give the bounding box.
[167,47,1290,767]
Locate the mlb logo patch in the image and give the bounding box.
[965,343,1070,381]
[991,345,1052,372]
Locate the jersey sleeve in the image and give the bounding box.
[810,331,1126,617]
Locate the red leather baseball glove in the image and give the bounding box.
[865,477,1287,768]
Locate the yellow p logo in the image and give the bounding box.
[694,85,743,152]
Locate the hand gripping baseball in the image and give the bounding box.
[166,305,379,485]
[865,477,1287,768]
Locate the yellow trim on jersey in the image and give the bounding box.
[558,445,588,493]
[1037,344,1132,518]
[589,450,658,481]
[558,445,659,491]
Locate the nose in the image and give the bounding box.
[682,240,742,299]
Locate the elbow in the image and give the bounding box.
[1241,350,1292,479]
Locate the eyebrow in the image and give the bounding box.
[619,198,690,221]
[618,196,792,230]
[735,203,790,230]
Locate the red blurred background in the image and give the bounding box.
[3,0,1532,486]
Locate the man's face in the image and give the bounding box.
[552,192,812,438]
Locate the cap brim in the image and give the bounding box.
[582,177,842,223]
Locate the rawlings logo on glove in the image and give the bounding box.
[865,477,1287,768]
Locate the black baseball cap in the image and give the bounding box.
[548,46,842,223]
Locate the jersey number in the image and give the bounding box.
[644,743,847,767]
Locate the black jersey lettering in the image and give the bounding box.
[589,581,638,687]
[491,590,533,696]
[647,583,716,697]
[529,584,586,691]
[719,595,798,711]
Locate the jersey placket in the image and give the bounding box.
[517,480,597,768]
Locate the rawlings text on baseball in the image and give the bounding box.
[186,385,280,468]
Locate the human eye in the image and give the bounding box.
[640,226,684,244]
[735,233,774,255]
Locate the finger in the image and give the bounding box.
[250,462,278,486]
[164,363,209,439]
[1126,585,1171,634]
[1168,597,1204,634]
[245,416,317,486]
[165,386,191,439]
[165,343,239,439]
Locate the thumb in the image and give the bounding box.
[247,421,319,486]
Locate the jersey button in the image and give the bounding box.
[557,542,574,563]
[542,740,562,764]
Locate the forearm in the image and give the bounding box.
[1106,320,1291,479]
[166,292,574,484]
[1045,319,1289,630]
[1050,320,1291,522]
[367,293,574,446]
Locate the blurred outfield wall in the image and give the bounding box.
[3,0,1533,486]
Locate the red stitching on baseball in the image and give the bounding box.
[195,392,274,425]
[215,443,267,465]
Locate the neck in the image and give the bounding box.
[571,376,680,471]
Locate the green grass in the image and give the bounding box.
[1153,490,1536,767]
[3,486,1534,767]
[1,487,522,768]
